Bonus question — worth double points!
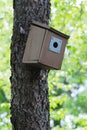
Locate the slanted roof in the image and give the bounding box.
[32,21,70,39]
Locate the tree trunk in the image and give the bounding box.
[10,0,50,130]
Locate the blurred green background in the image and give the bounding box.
[0,0,87,130]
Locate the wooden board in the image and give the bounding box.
[23,25,46,63]
[39,30,67,69]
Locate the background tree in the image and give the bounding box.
[49,0,87,129]
[10,0,50,130]
[0,0,12,129]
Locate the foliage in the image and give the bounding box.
[0,0,87,130]
[0,0,12,129]
[49,0,87,129]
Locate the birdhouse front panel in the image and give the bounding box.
[39,30,67,69]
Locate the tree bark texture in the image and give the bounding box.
[10,0,50,130]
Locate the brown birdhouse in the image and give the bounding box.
[22,22,69,69]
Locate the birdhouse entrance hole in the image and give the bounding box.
[53,42,58,48]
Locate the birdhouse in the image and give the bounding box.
[22,22,69,69]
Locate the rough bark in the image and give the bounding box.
[10,0,50,130]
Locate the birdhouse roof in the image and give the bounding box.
[32,21,69,39]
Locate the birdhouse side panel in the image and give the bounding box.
[23,25,46,63]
